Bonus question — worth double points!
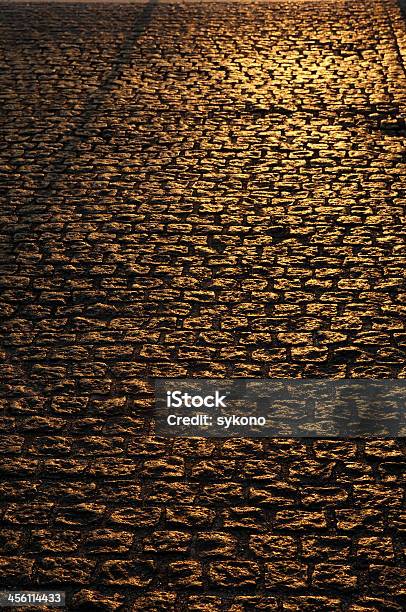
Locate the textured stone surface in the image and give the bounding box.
[0,0,405,609]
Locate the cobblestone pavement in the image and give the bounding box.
[1,0,406,610]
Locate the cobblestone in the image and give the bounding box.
[0,0,405,609]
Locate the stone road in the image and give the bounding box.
[0,0,405,610]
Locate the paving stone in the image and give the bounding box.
[208,561,260,588]
[36,558,96,586]
[142,530,192,554]
[0,556,34,584]
[312,563,358,591]
[167,560,203,587]
[186,596,223,612]
[265,561,308,590]
[249,534,297,559]
[356,536,395,562]
[0,0,405,608]
[196,532,238,559]
[98,559,155,587]
[282,596,343,611]
[131,592,177,612]
[71,590,124,612]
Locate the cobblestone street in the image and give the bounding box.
[0,0,406,609]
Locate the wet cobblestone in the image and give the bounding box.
[0,0,405,609]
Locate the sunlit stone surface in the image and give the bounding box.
[0,0,405,608]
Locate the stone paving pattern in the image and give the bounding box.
[0,0,406,609]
